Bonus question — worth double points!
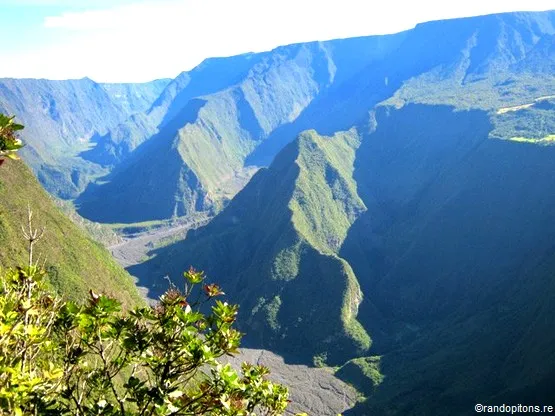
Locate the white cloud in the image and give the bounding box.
[43,1,187,30]
[0,0,137,7]
[30,0,425,82]
[1,0,554,82]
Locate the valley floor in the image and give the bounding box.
[107,214,210,300]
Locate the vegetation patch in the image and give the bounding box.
[504,134,555,145]
[336,356,384,396]
[497,95,555,114]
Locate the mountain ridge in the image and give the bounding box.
[3,11,554,225]
[128,129,372,364]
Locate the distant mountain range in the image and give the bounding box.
[0,77,169,199]
[1,9,555,415]
[2,12,554,225]
[75,37,404,223]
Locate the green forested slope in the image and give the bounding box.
[129,130,370,364]
[0,159,143,307]
[341,104,555,414]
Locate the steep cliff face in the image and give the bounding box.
[342,104,555,414]
[99,79,170,114]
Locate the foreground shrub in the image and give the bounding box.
[0,266,290,415]
[0,114,24,165]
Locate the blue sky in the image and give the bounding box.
[0,0,553,82]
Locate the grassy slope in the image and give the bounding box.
[336,356,383,396]
[291,130,365,253]
[0,160,143,308]
[83,54,264,168]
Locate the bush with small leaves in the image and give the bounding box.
[0,114,24,165]
[0,266,293,415]
[0,266,64,415]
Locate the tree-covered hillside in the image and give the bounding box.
[0,120,295,416]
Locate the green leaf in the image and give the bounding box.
[184,267,205,284]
